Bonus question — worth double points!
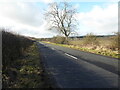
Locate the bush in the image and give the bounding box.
[50,36,68,44]
[83,33,99,46]
[2,29,35,88]
[2,29,33,69]
[109,32,120,50]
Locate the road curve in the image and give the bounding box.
[37,42,118,88]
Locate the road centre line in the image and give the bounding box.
[51,47,55,50]
[65,53,78,60]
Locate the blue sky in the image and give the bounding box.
[0,0,118,38]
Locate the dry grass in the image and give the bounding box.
[69,39,84,46]
[3,44,51,88]
[2,29,52,88]
[41,33,119,58]
[2,29,33,88]
[2,30,34,69]
[43,39,119,58]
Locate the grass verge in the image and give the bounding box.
[3,43,51,88]
[42,41,119,59]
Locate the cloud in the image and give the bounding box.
[40,0,54,3]
[0,2,118,38]
[0,0,119,3]
[0,3,43,27]
[73,3,80,9]
[76,3,118,35]
[0,0,54,3]
[0,2,57,38]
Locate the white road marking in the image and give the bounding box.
[39,42,44,45]
[65,53,78,60]
[51,48,55,50]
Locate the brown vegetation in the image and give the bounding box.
[40,32,119,58]
[50,36,68,44]
[42,33,119,51]
[2,29,34,88]
[2,30,33,69]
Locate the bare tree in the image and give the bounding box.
[45,2,78,37]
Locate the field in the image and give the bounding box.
[41,34,119,58]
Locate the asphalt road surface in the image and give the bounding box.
[37,42,118,88]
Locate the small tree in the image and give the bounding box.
[51,36,66,44]
[83,33,99,46]
[109,32,120,50]
[45,2,78,37]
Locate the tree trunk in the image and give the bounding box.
[65,36,69,45]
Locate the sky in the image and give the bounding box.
[0,0,119,38]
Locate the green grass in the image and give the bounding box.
[3,43,51,88]
[43,41,119,59]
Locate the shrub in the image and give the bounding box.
[109,32,120,50]
[83,33,99,46]
[2,29,35,88]
[2,29,33,69]
[51,36,68,44]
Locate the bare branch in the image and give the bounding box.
[45,2,78,37]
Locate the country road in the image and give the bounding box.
[37,42,118,88]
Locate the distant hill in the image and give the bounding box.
[70,35,115,38]
[38,35,116,40]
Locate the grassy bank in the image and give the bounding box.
[2,30,51,88]
[3,43,51,88]
[43,41,119,59]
